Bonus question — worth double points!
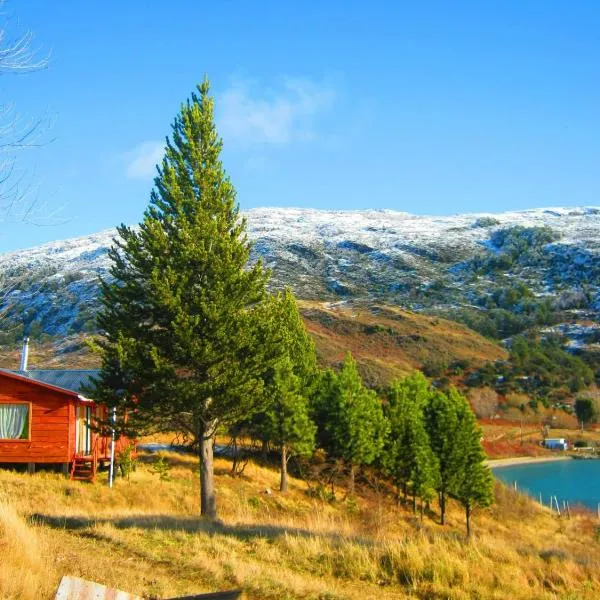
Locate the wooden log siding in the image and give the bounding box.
[0,375,73,463]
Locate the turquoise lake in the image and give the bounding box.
[493,459,600,510]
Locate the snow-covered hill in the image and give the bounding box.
[1,206,599,342]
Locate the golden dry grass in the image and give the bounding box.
[1,452,599,600]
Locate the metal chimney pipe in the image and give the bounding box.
[19,337,29,372]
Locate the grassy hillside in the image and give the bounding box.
[0,336,98,370]
[0,303,507,387]
[1,451,599,599]
[301,302,507,385]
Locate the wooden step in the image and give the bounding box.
[70,455,98,482]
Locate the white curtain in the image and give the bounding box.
[0,404,28,439]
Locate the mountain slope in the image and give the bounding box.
[0,206,598,350]
[301,302,506,385]
[0,302,507,387]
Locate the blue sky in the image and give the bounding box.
[1,1,599,251]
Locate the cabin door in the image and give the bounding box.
[76,405,92,455]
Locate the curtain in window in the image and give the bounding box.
[0,404,28,439]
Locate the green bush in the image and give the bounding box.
[117,444,137,480]
[151,456,171,482]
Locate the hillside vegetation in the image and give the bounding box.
[302,302,506,386]
[0,302,506,388]
[1,451,599,600]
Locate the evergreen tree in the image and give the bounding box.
[424,388,466,525]
[311,367,338,452]
[574,397,596,432]
[452,399,494,537]
[91,79,276,519]
[251,289,318,492]
[383,372,439,512]
[410,437,440,519]
[272,289,318,389]
[315,353,387,495]
[256,357,316,492]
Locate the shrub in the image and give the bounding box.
[117,444,137,480]
[473,216,500,228]
[151,456,171,483]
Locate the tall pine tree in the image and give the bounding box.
[91,79,276,519]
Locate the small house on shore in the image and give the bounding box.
[0,339,130,480]
[542,438,568,451]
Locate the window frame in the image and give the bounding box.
[0,401,32,442]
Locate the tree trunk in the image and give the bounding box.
[465,504,471,538]
[420,500,424,521]
[440,490,446,525]
[230,435,238,475]
[199,427,217,519]
[348,463,356,496]
[280,444,289,493]
[412,493,417,514]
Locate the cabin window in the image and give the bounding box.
[0,403,30,440]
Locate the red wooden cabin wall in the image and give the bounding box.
[0,376,73,463]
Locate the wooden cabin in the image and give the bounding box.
[0,366,130,481]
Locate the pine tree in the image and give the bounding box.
[383,372,439,512]
[316,353,387,495]
[410,437,440,519]
[452,397,494,537]
[424,388,466,525]
[257,358,316,492]
[272,289,318,388]
[574,397,595,432]
[251,289,318,492]
[91,79,277,519]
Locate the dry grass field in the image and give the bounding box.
[1,450,600,600]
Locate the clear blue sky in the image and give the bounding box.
[1,0,599,251]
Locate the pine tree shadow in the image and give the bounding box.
[29,512,377,547]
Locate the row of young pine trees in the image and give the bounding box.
[227,293,494,537]
[90,79,493,536]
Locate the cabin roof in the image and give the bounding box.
[0,369,99,395]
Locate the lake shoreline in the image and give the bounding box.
[487,455,572,468]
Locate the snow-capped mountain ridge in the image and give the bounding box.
[1,206,599,339]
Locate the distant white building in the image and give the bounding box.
[543,438,568,451]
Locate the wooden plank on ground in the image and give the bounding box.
[54,576,144,600]
[165,592,244,600]
[54,576,245,600]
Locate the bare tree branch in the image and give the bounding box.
[0,28,49,73]
[0,2,53,326]
[0,1,49,76]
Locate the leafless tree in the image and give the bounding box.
[0,2,50,328]
[0,1,50,224]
